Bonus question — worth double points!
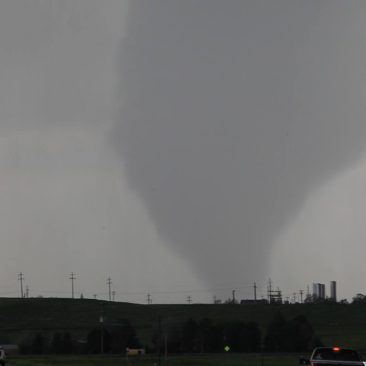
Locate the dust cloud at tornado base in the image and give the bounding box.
[113,0,366,296]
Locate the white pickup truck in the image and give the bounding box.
[300,347,364,366]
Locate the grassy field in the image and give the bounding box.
[0,298,366,349]
[10,354,300,366]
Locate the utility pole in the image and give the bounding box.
[147,293,152,304]
[112,290,116,301]
[232,289,236,303]
[100,303,104,354]
[157,316,162,366]
[94,294,97,300]
[69,273,76,299]
[299,290,304,303]
[164,332,168,362]
[25,285,29,298]
[107,277,112,301]
[253,282,257,301]
[187,296,191,304]
[18,273,24,298]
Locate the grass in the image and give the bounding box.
[11,354,301,366]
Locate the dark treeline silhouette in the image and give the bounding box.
[18,314,321,355]
[19,319,141,355]
[264,312,323,352]
[352,294,366,303]
[20,332,73,355]
[86,319,141,353]
[154,314,320,354]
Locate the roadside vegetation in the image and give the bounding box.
[1,297,366,356]
[11,353,301,366]
[14,312,320,355]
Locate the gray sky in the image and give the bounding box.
[1,1,366,302]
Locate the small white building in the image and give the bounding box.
[126,348,145,356]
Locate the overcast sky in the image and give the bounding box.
[1,1,366,303]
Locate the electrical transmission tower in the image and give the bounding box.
[107,277,112,301]
[187,296,192,304]
[267,279,282,304]
[18,273,24,298]
[147,293,152,304]
[69,272,76,299]
[267,279,272,301]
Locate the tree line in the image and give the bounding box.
[17,312,322,355]
[154,312,322,353]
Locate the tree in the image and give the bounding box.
[51,332,74,354]
[31,333,45,354]
[223,321,245,352]
[51,332,62,354]
[62,332,74,353]
[151,318,182,354]
[197,318,223,353]
[264,312,287,352]
[240,322,261,352]
[352,294,366,303]
[109,320,141,353]
[181,319,199,352]
[264,313,321,352]
[86,328,111,353]
[288,315,314,352]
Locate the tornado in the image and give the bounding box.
[113,1,366,290]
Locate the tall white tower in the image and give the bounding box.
[330,281,337,301]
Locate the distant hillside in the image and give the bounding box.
[0,298,365,351]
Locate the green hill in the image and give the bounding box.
[0,298,365,351]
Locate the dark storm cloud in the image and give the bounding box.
[113,1,366,286]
